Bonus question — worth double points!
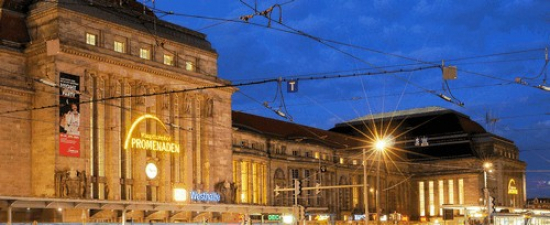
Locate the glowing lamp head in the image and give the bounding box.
[483,162,493,171]
[375,139,387,151]
[282,215,295,224]
[173,188,188,202]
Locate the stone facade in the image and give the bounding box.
[0,1,527,224]
[0,0,234,222]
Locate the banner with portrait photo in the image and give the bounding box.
[59,73,80,157]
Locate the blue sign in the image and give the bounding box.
[190,191,221,202]
[287,80,298,93]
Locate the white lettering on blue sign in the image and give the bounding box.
[190,191,221,202]
[287,80,298,93]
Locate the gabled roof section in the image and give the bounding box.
[332,106,486,135]
[232,111,364,150]
[341,106,456,125]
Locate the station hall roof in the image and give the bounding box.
[232,111,365,150]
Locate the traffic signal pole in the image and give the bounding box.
[274,183,366,223]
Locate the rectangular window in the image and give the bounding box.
[114,41,124,53]
[419,182,425,216]
[429,181,435,216]
[252,162,259,204]
[340,158,344,164]
[140,48,151,60]
[439,180,444,216]
[292,150,298,156]
[352,176,359,206]
[164,54,174,66]
[186,61,195,71]
[241,161,249,203]
[232,161,238,185]
[86,33,97,46]
[459,178,464,214]
[291,169,299,179]
[314,152,320,159]
[352,160,358,165]
[448,180,454,204]
[305,152,310,158]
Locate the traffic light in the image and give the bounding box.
[275,185,280,196]
[491,196,496,213]
[315,183,321,195]
[294,179,302,195]
[488,196,496,214]
[298,205,305,221]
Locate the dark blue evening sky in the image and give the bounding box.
[146,0,550,198]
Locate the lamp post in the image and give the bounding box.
[374,139,387,225]
[483,162,493,223]
[363,149,369,225]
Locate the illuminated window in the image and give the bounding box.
[314,152,320,159]
[114,41,124,53]
[340,158,344,164]
[241,161,249,203]
[233,161,238,185]
[429,181,435,216]
[448,180,454,204]
[439,180,444,216]
[252,163,259,204]
[262,164,267,204]
[352,176,359,206]
[459,178,464,214]
[186,61,195,71]
[419,181,425,216]
[164,54,174,66]
[86,33,97,46]
[140,48,151,60]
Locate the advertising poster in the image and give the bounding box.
[59,73,80,157]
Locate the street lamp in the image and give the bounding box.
[374,139,388,225]
[363,148,369,225]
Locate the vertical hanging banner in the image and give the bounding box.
[59,73,80,157]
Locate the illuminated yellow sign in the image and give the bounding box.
[124,115,180,153]
[508,179,518,194]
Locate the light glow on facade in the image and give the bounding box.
[123,114,180,153]
[173,188,187,202]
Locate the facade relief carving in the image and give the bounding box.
[214,180,237,204]
[54,168,89,199]
[205,97,214,117]
[184,95,193,115]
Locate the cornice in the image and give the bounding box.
[58,7,217,57]
[60,46,234,94]
[0,85,34,97]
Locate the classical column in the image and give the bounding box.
[131,81,146,201]
[120,78,132,200]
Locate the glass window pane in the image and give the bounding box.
[164,54,174,66]
[114,41,124,53]
[140,48,151,60]
[86,33,96,46]
[419,181,425,216]
[186,61,195,71]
